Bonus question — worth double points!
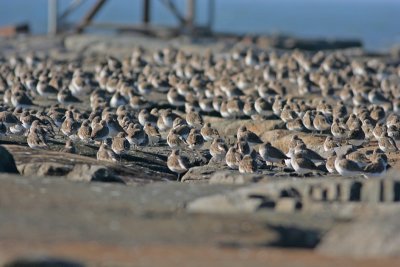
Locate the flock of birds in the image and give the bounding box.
[0,45,399,180]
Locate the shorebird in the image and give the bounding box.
[238,154,257,174]
[200,122,219,141]
[331,118,347,139]
[0,111,19,128]
[167,128,187,148]
[144,122,161,145]
[167,149,190,180]
[97,143,118,162]
[326,151,337,173]
[294,143,325,164]
[167,88,185,107]
[61,111,80,140]
[138,109,157,127]
[235,137,251,155]
[225,146,242,169]
[323,136,338,152]
[36,80,58,96]
[186,128,204,150]
[259,142,289,170]
[313,111,331,133]
[236,126,263,147]
[302,110,316,132]
[334,154,363,177]
[126,125,148,148]
[346,150,370,168]
[209,138,228,160]
[11,91,33,108]
[91,120,109,142]
[110,91,127,108]
[291,153,321,175]
[378,132,398,152]
[373,122,387,140]
[347,127,366,147]
[186,108,203,128]
[57,89,81,105]
[27,127,48,149]
[254,97,272,116]
[111,132,130,160]
[280,105,297,123]
[363,154,387,178]
[286,118,306,132]
[77,120,92,142]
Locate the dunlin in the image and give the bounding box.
[167,128,187,148]
[378,132,398,152]
[97,143,118,162]
[286,118,306,132]
[225,146,242,169]
[186,108,203,129]
[78,120,92,142]
[259,142,289,170]
[27,128,48,149]
[144,122,161,145]
[291,153,320,175]
[111,132,130,157]
[323,136,338,152]
[325,151,337,173]
[138,109,157,127]
[200,122,219,141]
[186,128,204,150]
[334,154,363,176]
[91,120,109,142]
[238,154,258,174]
[36,80,58,97]
[167,149,190,180]
[61,111,80,139]
[209,138,228,160]
[294,143,325,164]
[235,137,251,155]
[126,125,148,148]
[57,89,80,105]
[363,154,387,178]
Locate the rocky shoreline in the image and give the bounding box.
[1,33,400,266]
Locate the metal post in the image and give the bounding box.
[186,0,196,30]
[143,0,151,25]
[48,0,58,35]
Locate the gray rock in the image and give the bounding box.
[318,210,400,257]
[0,145,19,174]
[67,164,124,183]
[209,171,264,184]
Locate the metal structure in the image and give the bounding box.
[48,0,215,36]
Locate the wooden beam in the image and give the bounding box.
[160,0,186,26]
[186,0,195,29]
[75,0,107,33]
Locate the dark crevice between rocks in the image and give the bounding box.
[218,225,322,249]
[266,225,322,248]
[349,182,362,201]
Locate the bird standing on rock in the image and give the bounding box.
[167,149,190,180]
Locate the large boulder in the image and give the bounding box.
[0,145,19,174]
